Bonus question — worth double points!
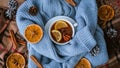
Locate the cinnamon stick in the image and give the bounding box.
[17,38,26,46]
[66,0,76,6]
[9,30,17,49]
[30,55,43,68]
[19,41,26,46]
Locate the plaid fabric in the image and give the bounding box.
[0,0,28,68]
[0,19,28,68]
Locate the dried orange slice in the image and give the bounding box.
[6,53,25,68]
[51,30,62,42]
[24,24,43,44]
[75,58,91,68]
[98,5,114,21]
[54,20,68,30]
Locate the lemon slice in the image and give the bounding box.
[51,30,62,42]
[75,58,91,68]
[6,53,25,68]
[54,20,68,30]
[24,24,43,44]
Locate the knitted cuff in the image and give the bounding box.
[76,26,96,51]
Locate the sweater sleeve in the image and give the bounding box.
[55,0,97,56]
[85,25,109,67]
[75,0,98,51]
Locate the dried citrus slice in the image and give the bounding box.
[75,58,91,68]
[54,20,68,30]
[24,24,43,44]
[6,53,25,68]
[51,30,62,42]
[98,5,114,21]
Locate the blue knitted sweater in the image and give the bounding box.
[16,0,108,68]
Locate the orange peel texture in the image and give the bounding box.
[6,53,25,68]
[98,5,114,21]
[24,24,43,44]
[75,58,91,68]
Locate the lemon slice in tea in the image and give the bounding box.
[6,53,25,68]
[51,30,62,42]
[75,58,91,68]
[24,24,43,44]
[54,20,68,30]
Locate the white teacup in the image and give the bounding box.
[45,16,78,45]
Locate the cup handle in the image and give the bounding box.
[73,23,78,27]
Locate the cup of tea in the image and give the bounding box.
[45,16,78,45]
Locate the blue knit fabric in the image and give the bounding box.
[16,0,109,68]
